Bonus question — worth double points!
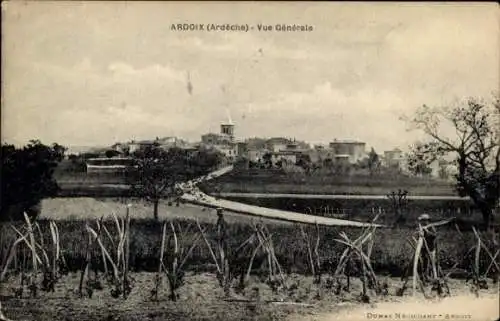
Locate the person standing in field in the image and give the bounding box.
[417,213,438,281]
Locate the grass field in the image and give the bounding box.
[220,196,481,225]
[199,169,458,196]
[54,167,458,197]
[39,197,291,225]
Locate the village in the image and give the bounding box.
[79,116,454,180]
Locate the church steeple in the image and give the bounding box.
[220,108,235,142]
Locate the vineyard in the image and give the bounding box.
[0,202,498,321]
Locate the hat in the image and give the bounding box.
[418,213,431,221]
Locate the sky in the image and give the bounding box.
[2,2,498,152]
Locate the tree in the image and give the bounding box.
[129,146,221,220]
[262,152,273,169]
[1,140,66,220]
[105,150,120,158]
[234,157,249,170]
[406,144,434,177]
[367,148,381,175]
[296,155,312,174]
[190,148,224,177]
[323,158,333,169]
[405,96,500,228]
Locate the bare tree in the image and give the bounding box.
[130,145,223,219]
[129,146,189,220]
[405,96,500,228]
[387,189,409,225]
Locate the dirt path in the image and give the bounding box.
[289,293,500,321]
[182,165,382,227]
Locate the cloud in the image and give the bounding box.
[2,58,199,145]
[107,62,185,82]
[2,2,498,151]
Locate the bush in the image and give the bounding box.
[1,140,65,221]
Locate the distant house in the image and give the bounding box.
[236,142,249,158]
[215,144,237,162]
[248,149,269,163]
[128,141,140,154]
[202,133,228,145]
[126,136,187,154]
[329,139,366,164]
[308,148,334,164]
[383,148,406,170]
[156,136,187,149]
[110,143,129,155]
[334,155,351,166]
[244,137,267,151]
[178,145,199,157]
[86,157,136,173]
[270,150,298,166]
[128,140,157,153]
[265,137,293,153]
[286,142,299,151]
[314,144,326,150]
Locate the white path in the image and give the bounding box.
[179,165,382,228]
[218,192,469,201]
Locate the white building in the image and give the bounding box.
[383,148,405,167]
[270,151,298,166]
[201,119,238,163]
[329,139,367,164]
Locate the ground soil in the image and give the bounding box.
[1,272,498,321]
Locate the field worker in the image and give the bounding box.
[216,208,228,256]
[417,213,438,281]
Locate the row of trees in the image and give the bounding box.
[1,140,66,220]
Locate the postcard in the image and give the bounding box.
[1,2,499,321]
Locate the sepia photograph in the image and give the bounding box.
[1,1,499,320]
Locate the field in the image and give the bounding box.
[2,273,498,321]
[199,169,458,196]
[23,198,499,275]
[1,198,498,321]
[38,197,291,225]
[53,167,459,198]
[219,196,483,225]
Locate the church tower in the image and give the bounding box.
[220,123,234,142]
[220,108,235,142]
